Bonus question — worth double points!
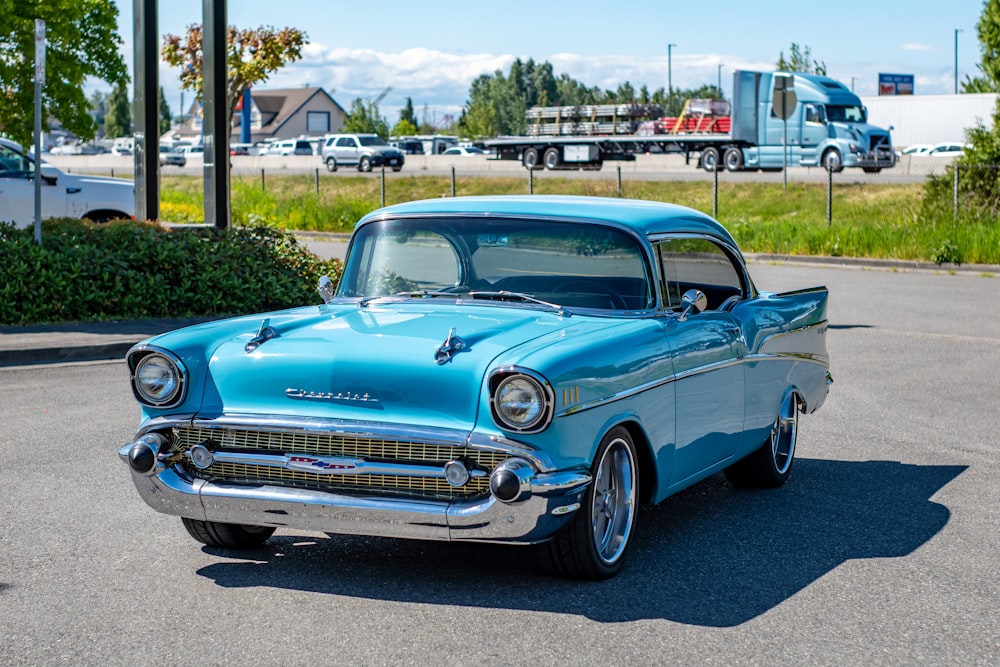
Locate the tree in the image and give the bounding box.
[0,0,127,146]
[158,87,172,136]
[776,43,827,76]
[962,0,1000,92]
[88,91,110,137]
[391,118,418,138]
[161,24,307,144]
[398,97,418,128]
[104,84,131,139]
[343,98,389,137]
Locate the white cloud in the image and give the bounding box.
[901,43,936,52]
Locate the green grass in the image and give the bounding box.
[158,174,1000,266]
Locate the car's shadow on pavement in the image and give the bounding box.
[196,458,964,627]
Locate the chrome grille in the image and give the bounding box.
[170,426,506,499]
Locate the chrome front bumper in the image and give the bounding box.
[119,444,591,544]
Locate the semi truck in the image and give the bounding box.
[484,70,897,173]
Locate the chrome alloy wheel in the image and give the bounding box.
[771,393,800,475]
[591,436,637,565]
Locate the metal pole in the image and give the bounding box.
[380,167,386,207]
[667,44,677,110]
[33,19,44,246]
[314,167,319,196]
[827,165,833,226]
[713,166,718,218]
[261,168,265,191]
[203,0,230,229]
[955,30,960,93]
[617,165,622,197]
[528,167,533,195]
[717,63,722,97]
[953,164,959,219]
[133,0,159,222]
[450,166,456,197]
[782,118,788,190]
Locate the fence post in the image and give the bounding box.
[953,164,959,219]
[380,167,386,207]
[712,166,718,218]
[826,167,833,226]
[450,166,456,197]
[314,167,319,196]
[617,165,622,197]
[528,167,534,195]
[260,168,265,191]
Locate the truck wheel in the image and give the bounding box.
[701,147,720,172]
[822,149,844,173]
[325,157,338,172]
[543,147,561,170]
[723,147,744,172]
[522,148,540,170]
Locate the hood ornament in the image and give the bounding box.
[435,328,466,365]
[245,318,278,353]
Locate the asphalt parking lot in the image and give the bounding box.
[0,260,996,665]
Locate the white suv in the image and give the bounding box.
[321,134,404,172]
[0,138,134,227]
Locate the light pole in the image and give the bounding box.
[718,63,723,97]
[955,28,963,94]
[668,43,676,100]
[851,76,857,92]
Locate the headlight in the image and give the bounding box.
[130,350,186,408]
[490,369,553,433]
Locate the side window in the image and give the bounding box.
[657,237,744,310]
[0,145,30,177]
[336,137,352,148]
[805,104,822,124]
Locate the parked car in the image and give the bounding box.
[900,144,934,156]
[927,142,968,158]
[119,195,831,580]
[263,138,314,156]
[0,137,134,227]
[321,133,404,172]
[159,146,187,167]
[442,146,486,156]
[391,139,425,155]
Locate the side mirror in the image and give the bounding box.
[317,275,335,304]
[678,289,707,322]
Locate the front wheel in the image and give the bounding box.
[547,426,638,580]
[822,149,844,173]
[358,156,372,172]
[325,157,338,172]
[182,518,276,548]
[725,393,800,488]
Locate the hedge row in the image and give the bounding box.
[0,219,343,326]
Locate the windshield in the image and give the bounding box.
[339,217,653,311]
[825,105,866,123]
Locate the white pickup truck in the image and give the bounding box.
[0,137,134,227]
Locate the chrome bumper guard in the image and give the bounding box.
[119,443,591,544]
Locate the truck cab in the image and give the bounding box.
[729,70,896,173]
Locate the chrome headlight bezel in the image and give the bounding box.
[128,346,187,408]
[489,367,554,434]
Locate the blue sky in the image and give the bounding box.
[106,0,986,122]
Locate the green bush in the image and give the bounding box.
[0,219,343,325]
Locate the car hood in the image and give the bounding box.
[194,304,585,430]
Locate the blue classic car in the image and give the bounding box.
[120,195,831,579]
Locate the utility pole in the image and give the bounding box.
[955,28,963,94]
[668,43,677,111]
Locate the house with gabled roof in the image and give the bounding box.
[167,86,346,146]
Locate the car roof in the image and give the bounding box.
[358,195,738,246]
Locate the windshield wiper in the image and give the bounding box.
[358,290,460,307]
[466,291,571,316]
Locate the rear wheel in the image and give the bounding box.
[723,147,744,172]
[547,426,638,580]
[522,147,540,170]
[725,393,800,488]
[543,147,561,170]
[182,518,276,548]
[701,147,720,172]
[325,157,338,172]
